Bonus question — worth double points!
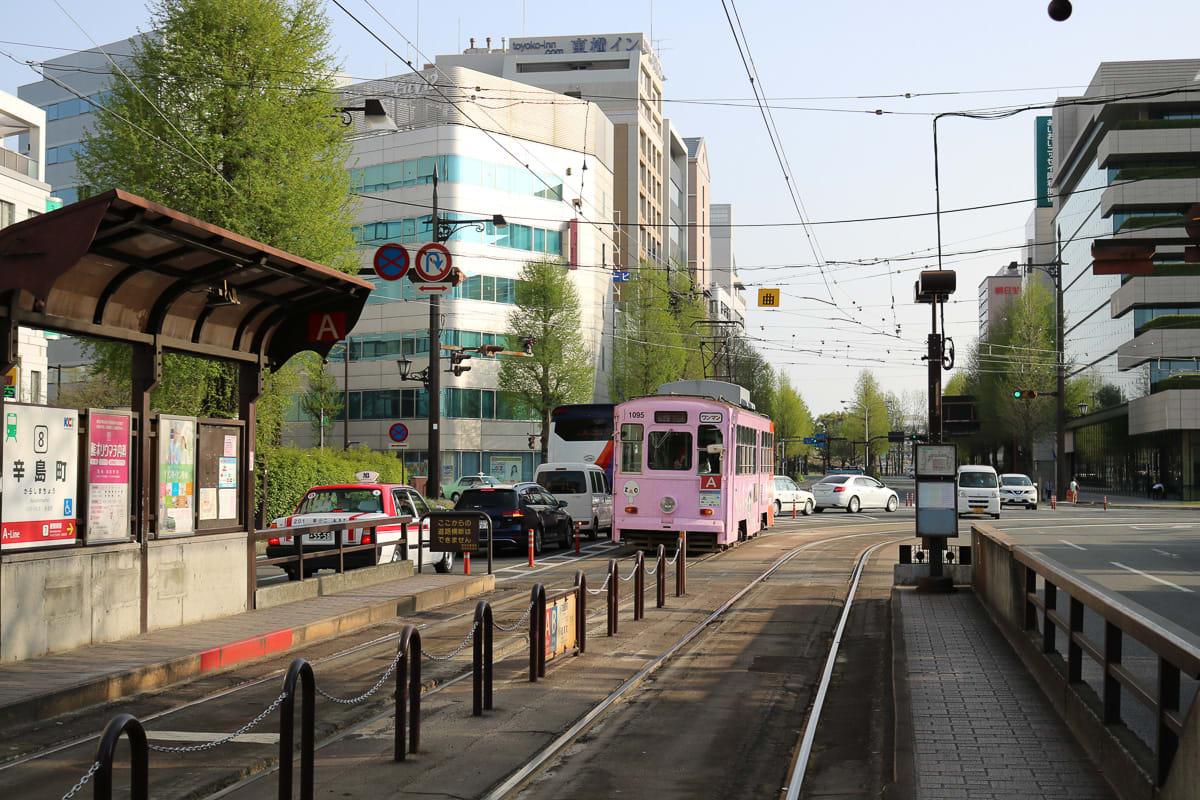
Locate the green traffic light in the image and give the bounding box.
[1013,390,1022,399]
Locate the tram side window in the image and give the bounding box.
[698,424,722,475]
[620,423,643,473]
[736,425,756,475]
[648,431,693,471]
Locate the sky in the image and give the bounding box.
[2,0,1200,417]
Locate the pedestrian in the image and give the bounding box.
[1152,478,1165,500]
[1069,476,1079,504]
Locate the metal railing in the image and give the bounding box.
[252,515,413,583]
[973,523,1200,789]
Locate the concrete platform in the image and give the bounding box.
[0,570,493,729]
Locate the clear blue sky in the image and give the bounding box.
[2,0,1199,416]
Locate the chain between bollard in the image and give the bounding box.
[60,761,101,800]
[316,647,406,705]
[420,618,480,662]
[585,573,612,594]
[666,540,682,565]
[644,562,658,576]
[493,598,537,632]
[147,692,287,752]
[618,562,638,581]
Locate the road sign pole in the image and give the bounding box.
[426,171,442,500]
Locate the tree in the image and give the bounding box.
[773,373,813,474]
[843,370,891,474]
[74,0,357,452]
[499,260,594,461]
[611,268,686,400]
[727,336,777,417]
[296,352,343,449]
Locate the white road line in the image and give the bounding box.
[1110,561,1193,593]
[1059,539,1086,550]
[145,731,279,744]
[1152,548,1181,559]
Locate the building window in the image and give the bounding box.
[0,201,13,230]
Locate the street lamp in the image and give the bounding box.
[396,356,430,388]
[336,98,398,133]
[1077,402,1088,416]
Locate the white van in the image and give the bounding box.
[957,465,1000,518]
[535,462,613,540]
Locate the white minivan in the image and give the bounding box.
[535,462,613,540]
[957,465,1000,518]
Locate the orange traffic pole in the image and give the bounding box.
[575,527,580,555]
[464,551,471,575]
[527,529,535,567]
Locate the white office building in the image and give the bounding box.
[287,66,615,485]
[709,203,746,327]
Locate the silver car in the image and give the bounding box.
[812,474,899,513]
[999,473,1038,509]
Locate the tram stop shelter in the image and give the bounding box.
[0,189,371,662]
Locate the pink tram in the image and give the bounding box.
[611,383,775,552]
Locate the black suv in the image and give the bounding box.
[454,482,573,554]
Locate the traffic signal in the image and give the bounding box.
[449,350,471,377]
[887,430,905,443]
[527,435,536,449]
[1012,390,1038,399]
[519,336,538,355]
[478,344,504,357]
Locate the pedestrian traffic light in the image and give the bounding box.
[449,350,471,377]
[528,435,536,449]
[1013,390,1038,399]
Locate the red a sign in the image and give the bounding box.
[700,475,722,490]
[308,312,346,342]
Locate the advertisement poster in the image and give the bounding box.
[1,403,79,550]
[218,457,237,488]
[198,487,217,521]
[158,415,196,537]
[86,410,131,544]
[490,456,523,483]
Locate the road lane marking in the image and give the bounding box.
[1111,561,1193,593]
[1152,548,1181,559]
[146,731,279,744]
[1059,539,1086,550]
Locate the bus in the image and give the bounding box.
[611,388,774,553]
[548,404,615,482]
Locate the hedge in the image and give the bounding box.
[256,445,408,522]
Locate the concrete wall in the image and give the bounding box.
[1,532,249,663]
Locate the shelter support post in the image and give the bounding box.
[132,342,161,633]
[241,360,263,610]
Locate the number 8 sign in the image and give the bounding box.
[414,243,453,282]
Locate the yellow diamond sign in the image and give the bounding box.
[757,288,780,308]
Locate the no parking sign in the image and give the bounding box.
[373,243,410,282]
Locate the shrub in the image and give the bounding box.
[257,445,408,521]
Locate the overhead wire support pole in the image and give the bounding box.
[427,168,443,500]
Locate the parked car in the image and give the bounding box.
[773,476,814,516]
[267,473,452,580]
[441,473,500,502]
[999,472,1038,510]
[454,482,573,554]
[958,465,1001,518]
[812,474,899,513]
[534,462,612,540]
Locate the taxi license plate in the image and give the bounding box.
[305,532,333,543]
[971,506,985,514]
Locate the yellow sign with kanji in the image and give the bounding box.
[758,288,780,307]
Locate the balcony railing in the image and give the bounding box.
[0,147,38,180]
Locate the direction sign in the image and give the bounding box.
[612,270,631,283]
[414,242,453,282]
[758,288,780,307]
[373,243,410,282]
[388,422,408,443]
[803,437,820,445]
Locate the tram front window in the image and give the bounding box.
[697,425,722,475]
[648,431,693,471]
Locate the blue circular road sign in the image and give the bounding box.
[373,243,410,281]
[389,422,409,443]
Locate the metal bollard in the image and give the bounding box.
[607,558,619,636]
[394,625,421,760]
[633,550,645,621]
[472,600,492,715]
[529,583,546,681]
[279,659,315,799]
[656,544,666,608]
[574,570,587,654]
[676,532,687,597]
[527,529,535,567]
[93,713,149,800]
[575,527,580,555]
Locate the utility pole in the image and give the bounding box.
[427,170,443,500]
[1054,228,1066,503]
[343,337,350,450]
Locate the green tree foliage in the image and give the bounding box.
[499,260,594,460]
[726,336,777,418]
[774,373,813,458]
[843,370,891,473]
[611,268,686,400]
[667,269,708,381]
[296,352,343,448]
[73,0,356,453]
[258,445,407,521]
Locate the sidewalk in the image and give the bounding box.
[895,586,1115,799]
[0,570,492,729]
[1075,488,1198,508]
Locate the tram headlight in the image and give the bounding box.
[659,496,677,513]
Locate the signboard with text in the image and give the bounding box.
[1036,116,1053,208]
[427,513,480,552]
[545,593,578,663]
[86,410,131,544]
[1,403,79,551]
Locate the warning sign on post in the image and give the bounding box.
[1,403,79,550]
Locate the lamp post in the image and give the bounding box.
[421,168,508,500]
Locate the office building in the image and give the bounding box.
[684,136,712,289]
[977,262,1025,339]
[1052,59,1200,498]
[289,66,615,485]
[708,203,746,327]
[437,33,672,270]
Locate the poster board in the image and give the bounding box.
[85,410,132,544]
[490,456,523,483]
[1,403,79,550]
[428,513,479,552]
[157,415,196,537]
[197,421,242,530]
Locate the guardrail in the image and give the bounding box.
[972,523,1200,798]
[252,515,414,585]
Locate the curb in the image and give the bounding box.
[885,586,917,800]
[0,574,494,730]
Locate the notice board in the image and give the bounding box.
[197,421,242,530]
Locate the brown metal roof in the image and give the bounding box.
[0,189,372,368]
